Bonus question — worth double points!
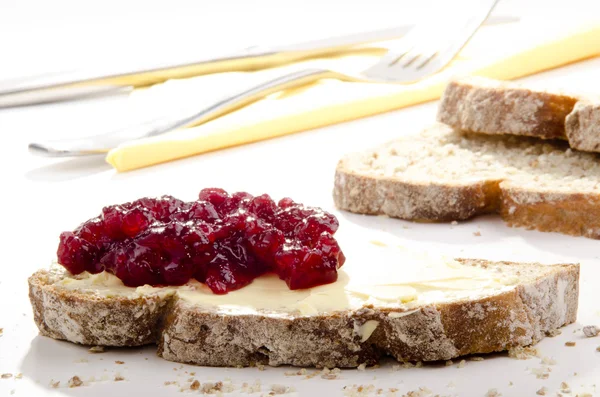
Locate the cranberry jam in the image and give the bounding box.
[57,188,345,294]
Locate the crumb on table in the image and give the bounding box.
[115,361,125,365]
[565,341,576,347]
[88,346,105,353]
[583,325,599,338]
[68,376,83,388]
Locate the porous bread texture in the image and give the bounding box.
[565,100,600,152]
[437,76,579,141]
[29,260,578,368]
[334,123,600,238]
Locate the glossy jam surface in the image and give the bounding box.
[57,189,345,294]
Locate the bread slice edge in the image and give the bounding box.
[28,260,579,368]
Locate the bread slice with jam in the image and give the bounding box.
[29,239,578,368]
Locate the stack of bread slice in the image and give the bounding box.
[334,76,600,239]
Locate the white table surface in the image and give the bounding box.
[1,1,600,396]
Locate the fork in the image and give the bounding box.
[29,0,498,157]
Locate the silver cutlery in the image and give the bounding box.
[30,0,501,157]
[3,15,515,108]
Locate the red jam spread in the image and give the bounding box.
[57,188,345,294]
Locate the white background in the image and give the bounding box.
[1,1,600,396]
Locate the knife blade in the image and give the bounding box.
[0,15,517,108]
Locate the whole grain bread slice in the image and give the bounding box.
[334,123,600,239]
[437,76,584,142]
[29,259,578,368]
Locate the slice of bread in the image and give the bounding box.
[29,253,578,368]
[334,123,600,238]
[437,76,580,141]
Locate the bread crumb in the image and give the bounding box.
[509,381,513,386]
[14,373,22,380]
[1,373,12,379]
[541,357,557,365]
[485,388,501,397]
[0,328,3,336]
[596,346,600,352]
[546,329,562,337]
[200,381,222,393]
[536,386,548,395]
[114,374,125,382]
[190,380,200,390]
[88,346,105,353]
[583,325,599,337]
[531,366,551,379]
[241,380,262,393]
[270,384,294,394]
[321,367,342,380]
[357,363,367,371]
[473,231,481,236]
[342,384,375,396]
[457,359,466,368]
[50,380,60,388]
[508,346,539,359]
[560,382,571,393]
[68,376,83,388]
[403,387,433,396]
[565,341,576,347]
[451,221,458,225]
[115,361,125,365]
[470,356,484,361]
[445,360,453,366]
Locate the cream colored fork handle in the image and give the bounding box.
[29,68,341,157]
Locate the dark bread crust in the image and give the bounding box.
[565,100,600,152]
[29,260,578,368]
[334,165,600,239]
[437,77,579,140]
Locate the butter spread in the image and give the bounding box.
[54,233,518,316]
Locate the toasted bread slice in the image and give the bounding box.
[29,249,578,368]
[334,123,600,238]
[437,76,579,141]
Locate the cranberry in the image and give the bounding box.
[57,189,344,293]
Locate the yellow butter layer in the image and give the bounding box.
[55,235,517,316]
[106,20,600,171]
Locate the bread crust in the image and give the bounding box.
[565,100,600,152]
[437,77,578,140]
[29,260,578,368]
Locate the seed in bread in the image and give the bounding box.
[437,76,579,140]
[565,100,600,152]
[334,123,600,239]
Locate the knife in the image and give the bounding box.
[0,16,517,108]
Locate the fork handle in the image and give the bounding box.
[29,68,337,157]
